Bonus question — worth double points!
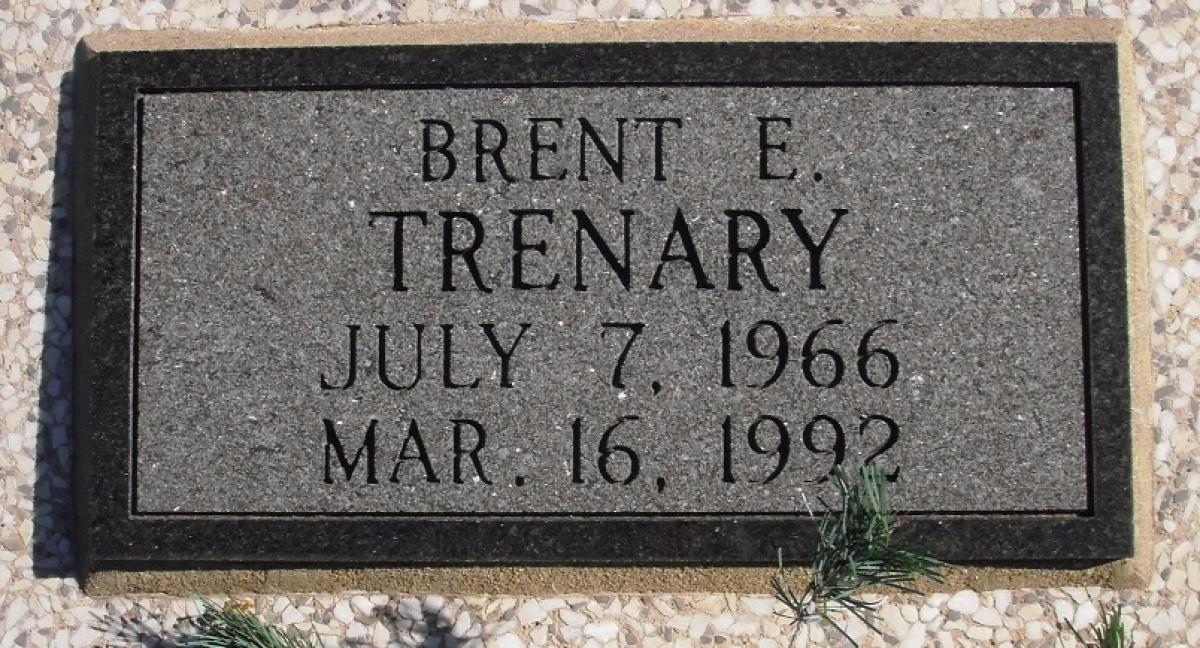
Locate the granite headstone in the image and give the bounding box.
[72,38,1137,571]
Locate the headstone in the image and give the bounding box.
[71,31,1143,574]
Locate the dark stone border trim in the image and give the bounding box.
[72,41,1132,569]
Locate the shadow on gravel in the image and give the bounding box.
[31,68,76,580]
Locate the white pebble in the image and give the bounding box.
[280,605,306,626]
[517,599,547,624]
[898,622,927,648]
[1145,157,1165,185]
[30,171,52,195]
[96,5,122,25]
[1184,259,1200,278]
[1149,609,1172,634]
[490,633,525,648]
[1164,267,1183,291]
[1073,602,1097,629]
[332,600,354,625]
[0,250,20,274]
[559,609,587,627]
[742,598,775,615]
[583,620,619,642]
[350,595,374,616]
[1161,410,1178,435]
[948,591,980,615]
[973,607,1002,626]
[745,0,774,14]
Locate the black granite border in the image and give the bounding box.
[72,41,1133,569]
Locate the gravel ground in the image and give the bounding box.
[1,0,1197,646]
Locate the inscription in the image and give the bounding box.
[135,85,1089,514]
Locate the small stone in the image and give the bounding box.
[0,250,20,274]
[332,600,354,625]
[1164,267,1183,291]
[344,621,369,641]
[30,171,53,196]
[559,609,587,627]
[489,633,524,648]
[395,598,422,620]
[1149,610,1171,634]
[965,625,993,642]
[948,591,980,615]
[452,610,472,636]
[96,5,122,24]
[898,622,927,648]
[422,595,446,613]
[280,605,305,626]
[70,625,102,646]
[727,617,758,635]
[879,605,908,636]
[583,620,619,642]
[650,597,676,617]
[741,598,774,615]
[1169,606,1185,632]
[1072,602,1098,629]
[1167,568,1187,593]
[1017,603,1043,620]
[30,217,50,240]
[1183,259,1200,278]
[517,600,547,624]
[1145,157,1165,184]
[350,595,374,616]
[710,613,734,632]
[1187,562,1200,591]
[5,597,28,630]
[973,607,1002,626]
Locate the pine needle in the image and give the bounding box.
[179,599,319,648]
[771,465,945,647]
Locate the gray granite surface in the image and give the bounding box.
[135,85,1086,513]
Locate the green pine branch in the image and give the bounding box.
[179,599,320,648]
[771,464,945,647]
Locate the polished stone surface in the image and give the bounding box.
[134,85,1087,514]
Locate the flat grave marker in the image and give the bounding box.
[71,27,1145,577]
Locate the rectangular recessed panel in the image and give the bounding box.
[134,86,1087,515]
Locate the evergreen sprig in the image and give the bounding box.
[770,465,945,646]
[1067,604,1127,648]
[179,599,319,648]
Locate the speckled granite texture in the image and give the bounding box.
[134,85,1085,515]
[0,6,1193,648]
